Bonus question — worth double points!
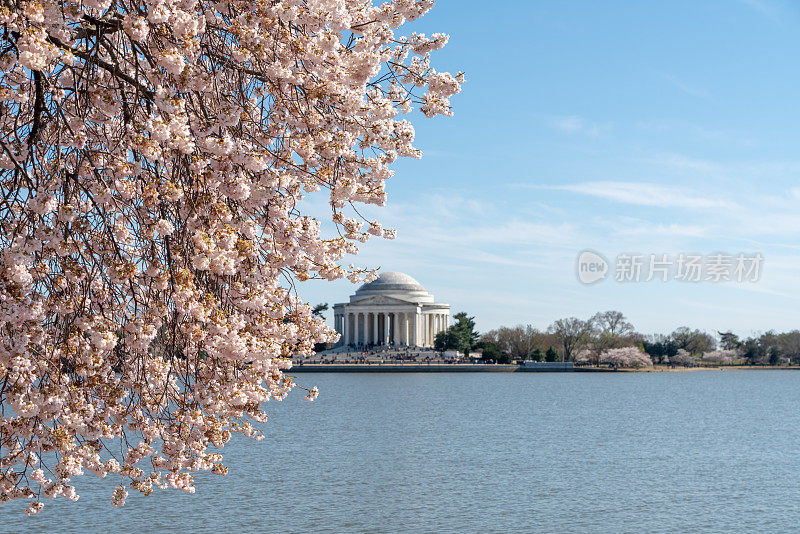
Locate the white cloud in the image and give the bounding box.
[553,115,584,132]
[544,181,737,209]
[656,71,712,100]
[551,115,601,136]
[644,152,725,174]
[635,120,757,148]
[738,0,781,21]
[613,222,715,239]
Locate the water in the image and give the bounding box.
[5,370,800,533]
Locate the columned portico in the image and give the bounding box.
[333,272,450,348]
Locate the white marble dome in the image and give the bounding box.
[351,271,433,303]
[333,271,450,347]
[358,271,425,291]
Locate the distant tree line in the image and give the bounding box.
[432,308,800,368]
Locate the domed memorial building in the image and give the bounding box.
[333,272,450,348]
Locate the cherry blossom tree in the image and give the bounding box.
[670,348,694,366]
[573,348,593,364]
[701,349,739,365]
[0,0,461,513]
[599,347,652,368]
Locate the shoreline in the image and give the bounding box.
[289,363,800,373]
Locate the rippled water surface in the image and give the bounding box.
[5,370,800,533]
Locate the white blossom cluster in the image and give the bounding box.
[599,347,653,368]
[0,0,460,514]
[669,348,694,365]
[700,349,740,365]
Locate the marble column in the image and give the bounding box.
[395,313,400,345]
[398,312,404,345]
[396,312,402,345]
[404,313,409,346]
[373,313,378,345]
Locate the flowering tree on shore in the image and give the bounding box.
[701,349,739,365]
[670,348,694,366]
[599,347,652,368]
[573,348,594,365]
[0,0,460,514]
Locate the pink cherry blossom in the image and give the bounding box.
[0,0,459,513]
[600,347,653,368]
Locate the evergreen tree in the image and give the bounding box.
[451,312,479,356]
[312,303,329,317]
[435,312,480,357]
[718,331,740,350]
[480,341,509,364]
[434,329,460,353]
[769,346,782,366]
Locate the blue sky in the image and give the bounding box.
[302,0,800,339]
